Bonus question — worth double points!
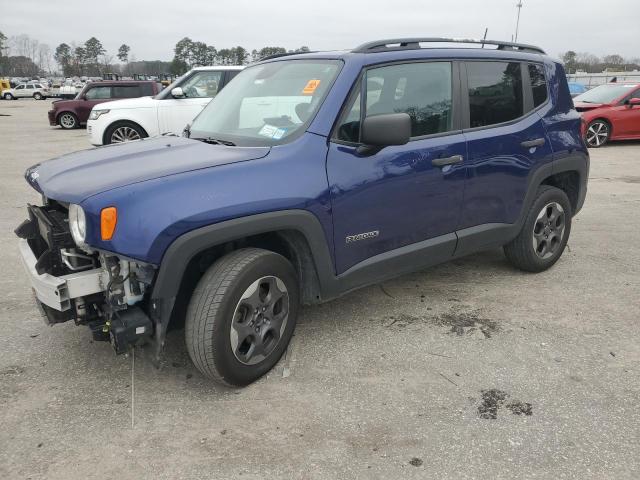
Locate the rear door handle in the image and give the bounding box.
[521,138,545,148]
[432,155,464,167]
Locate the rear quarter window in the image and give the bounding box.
[528,63,548,107]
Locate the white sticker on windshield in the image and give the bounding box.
[259,124,278,137]
[272,128,287,140]
[259,124,288,140]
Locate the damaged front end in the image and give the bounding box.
[15,199,156,354]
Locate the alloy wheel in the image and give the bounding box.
[34,93,42,100]
[229,276,289,366]
[586,121,609,147]
[111,126,141,143]
[59,114,76,129]
[532,202,565,259]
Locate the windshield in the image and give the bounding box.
[574,84,638,104]
[189,59,342,146]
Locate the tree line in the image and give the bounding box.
[0,31,311,78]
[5,30,639,79]
[561,51,640,74]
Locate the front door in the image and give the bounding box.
[157,70,224,135]
[327,61,466,274]
[15,84,27,97]
[610,87,640,137]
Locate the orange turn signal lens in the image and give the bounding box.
[100,207,117,241]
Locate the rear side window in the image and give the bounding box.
[113,85,142,98]
[467,62,523,128]
[336,62,453,142]
[528,63,548,107]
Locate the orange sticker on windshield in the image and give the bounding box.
[302,79,321,95]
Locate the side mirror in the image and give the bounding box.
[171,87,185,98]
[627,98,640,108]
[358,113,411,155]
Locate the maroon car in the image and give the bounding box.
[48,81,162,129]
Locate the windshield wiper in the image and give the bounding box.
[193,137,236,146]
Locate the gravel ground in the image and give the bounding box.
[1,99,639,480]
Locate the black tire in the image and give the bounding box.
[104,121,147,144]
[58,112,79,129]
[3,93,13,100]
[504,186,572,273]
[585,119,610,148]
[33,92,42,100]
[185,248,299,386]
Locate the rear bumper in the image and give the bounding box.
[48,110,57,126]
[18,238,108,318]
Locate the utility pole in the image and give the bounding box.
[514,1,523,42]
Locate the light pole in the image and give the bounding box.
[515,1,523,42]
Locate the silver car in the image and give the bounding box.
[2,83,49,100]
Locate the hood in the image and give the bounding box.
[574,101,606,112]
[25,136,270,204]
[95,96,157,110]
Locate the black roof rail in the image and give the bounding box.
[352,38,545,55]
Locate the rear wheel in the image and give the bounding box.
[504,186,572,272]
[185,248,299,386]
[585,119,610,148]
[33,92,43,100]
[58,112,78,129]
[104,121,147,144]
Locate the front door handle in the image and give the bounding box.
[521,138,545,148]
[432,155,463,167]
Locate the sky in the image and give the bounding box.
[1,0,638,62]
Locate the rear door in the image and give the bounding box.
[327,61,467,274]
[157,70,224,135]
[457,61,553,252]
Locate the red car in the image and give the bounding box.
[574,83,640,147]
[48,80,162,130]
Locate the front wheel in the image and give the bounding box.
[104,121,147,144]
[58,112,78,129]
[3,93,13,100]
[585,119,610,148]
[185,248,299,386]
[504,186,572,272]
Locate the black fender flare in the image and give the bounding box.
[148,210,338,352]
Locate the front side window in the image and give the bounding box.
[337,62,453,142]
[528,64,548,107]
[190,60,341,146]
[113,85,141,98]
[179,71,224,98]
[467,61,523,128]
[85,86,112,99]
[16,85,25,90]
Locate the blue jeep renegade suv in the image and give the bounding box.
[16,38,589,386]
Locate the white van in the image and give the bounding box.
[87,66,243,145]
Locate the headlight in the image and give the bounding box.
[88,109,110,121]
[68,204,87,246]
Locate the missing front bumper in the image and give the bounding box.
[18,238,108,318]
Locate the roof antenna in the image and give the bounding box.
[515,1,523,42]
[482,28,488,48]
